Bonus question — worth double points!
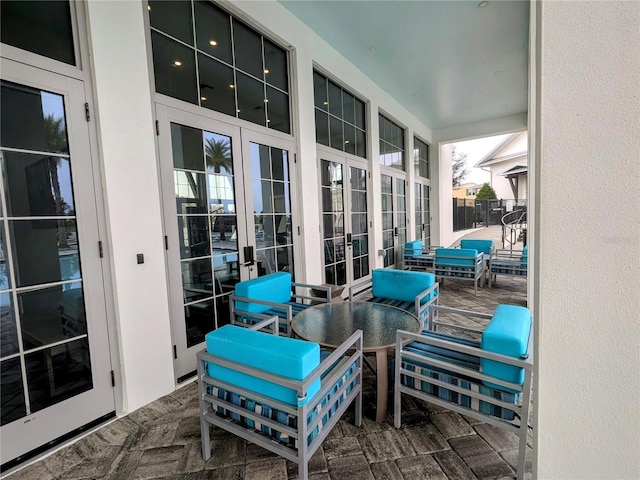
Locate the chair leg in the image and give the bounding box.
[298,459,308,480]
[515,424,528,480]
[201,420,211,461]
[394,383,402,428]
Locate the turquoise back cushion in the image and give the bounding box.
[460,239,494,255]
[435,248,478,266]
[481,304,532,391]
[206,325,320,406]
[404,240,423,257]
[521,245,528,265]
[235,272,292,313]
[372,268,436,303]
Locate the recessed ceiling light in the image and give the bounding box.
[478,1,489,8]
[264,69,270,74]
[229,84,235,89]
[173,60,182,67]
[209,40,217,46]
[147,5,151,11]
[369,45,377,51]
[344,140,350,144]
[323,101,329,106]
[201,96,207,101]
[264,98,269,103]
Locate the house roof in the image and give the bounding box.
[499,164,528,177]
[474,131,527,168]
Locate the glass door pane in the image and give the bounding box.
[321,160,346,285]
[248,142,294,277]
[415,181,431,246]
[396,178,407,252]
[350,166,369,281]
[381,174,394,267]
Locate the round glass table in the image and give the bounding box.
[292,301,421,422]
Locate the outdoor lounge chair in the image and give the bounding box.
[229,271,331,335]
[197,316,363,480]
[394,304,533,480]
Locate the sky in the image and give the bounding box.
[454,133,510,185]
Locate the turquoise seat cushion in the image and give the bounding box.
[460,239,494,255]
[521,245,529,265]
[372,268,436,304]
[481,304,532,391]
[404,240,423,257]
[206,325,320,406]
[234,272,292,314]
[435,248,478,266]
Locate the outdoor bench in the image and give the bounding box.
[488,246,528,287]
[197,316,363,480]
[394,304,533,480]
[434,247,485,295]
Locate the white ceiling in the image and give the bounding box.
[279,0,530,130]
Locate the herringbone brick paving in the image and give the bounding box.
[8,229,532,480]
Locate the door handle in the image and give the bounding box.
[394,227,398,236]
[242,246,255,266]
[346,233,352,246]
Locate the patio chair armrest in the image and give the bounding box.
[291,281,331,303]
[349,278,372,301]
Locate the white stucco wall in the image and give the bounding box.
[85,1,174,412]
[489,156,527,200]
[534,1,640,478]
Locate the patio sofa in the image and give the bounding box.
[488,246,528,287]
[229,272,331,335]
[434,247,485,295]
[394,304,533,480]
[348,268,439,328]
[197,316,363,480]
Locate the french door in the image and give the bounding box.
[381,173,407,267]
[0,60,114,466]
[156,104,297,381]
[415,181,431,246]
[319,148,370,287]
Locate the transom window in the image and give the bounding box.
[149,1,290,134]
[414,137,430,179]
[313,71,367,158]
[1,1,75,66]
[379,114,405,170]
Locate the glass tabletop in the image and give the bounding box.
[292,301,421,351]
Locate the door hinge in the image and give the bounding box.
[164,235,169,250]
[84,102,90,122]
[98,240,104,258]
[110,370,115,387]
[173,345,178,359]
[155,120,160,136]
[297,226,301,235]
[294,153,297,163]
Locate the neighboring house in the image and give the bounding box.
[452,182,482,199]
[474,131,528,202]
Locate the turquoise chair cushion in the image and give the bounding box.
[372,268,436,303]
[206,325,320,406]
[435,248,478,266]
[481,304,532,391]
[521,245,528,265]
[404,240,423,257]
[235,272,292,314]
[460,239,494,255]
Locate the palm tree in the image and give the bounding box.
[43,113,70,247]
[205,137,232,240]
[205,137,232,174]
